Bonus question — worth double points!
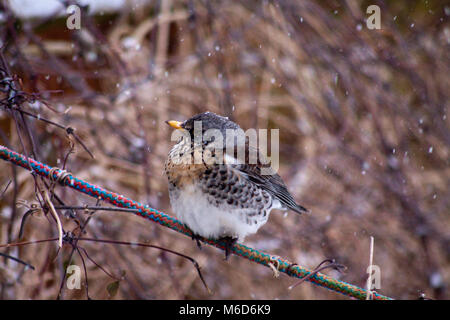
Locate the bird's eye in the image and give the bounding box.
[182,120,192,130]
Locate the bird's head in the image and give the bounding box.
[166,111,240,138]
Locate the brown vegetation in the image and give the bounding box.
[0,0,448,299]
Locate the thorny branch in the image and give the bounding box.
[0,232,212,298]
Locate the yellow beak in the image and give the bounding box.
[166,120,183,129]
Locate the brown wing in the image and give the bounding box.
[225,143,308,214]
[232,163,307,214]
[199,133,308,214]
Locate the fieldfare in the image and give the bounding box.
[165,112,307,259]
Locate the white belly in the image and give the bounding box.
[169,184,269,241]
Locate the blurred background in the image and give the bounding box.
[0,0,448,299]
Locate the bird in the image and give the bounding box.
[165,111,307,259]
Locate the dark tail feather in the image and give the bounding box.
[289,203,309,215]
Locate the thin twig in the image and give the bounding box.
[0,252,35,270]
[77,246,119,281]
[77,237,212,294]
[288,259,347,290]
[0,105,94,159]
[54,205,141,214]
[43,191,63,248]
[75,246,91,299]
[56,199,100,300]
[0,179,12,201]
[366,236,375,300]
[0,238,59,248]
[18,206,41,239]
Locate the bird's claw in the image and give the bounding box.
[191,233,202,249]
[220,236,237,261]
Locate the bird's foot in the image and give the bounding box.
[220,236,237,261]
[191,233,203,249]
